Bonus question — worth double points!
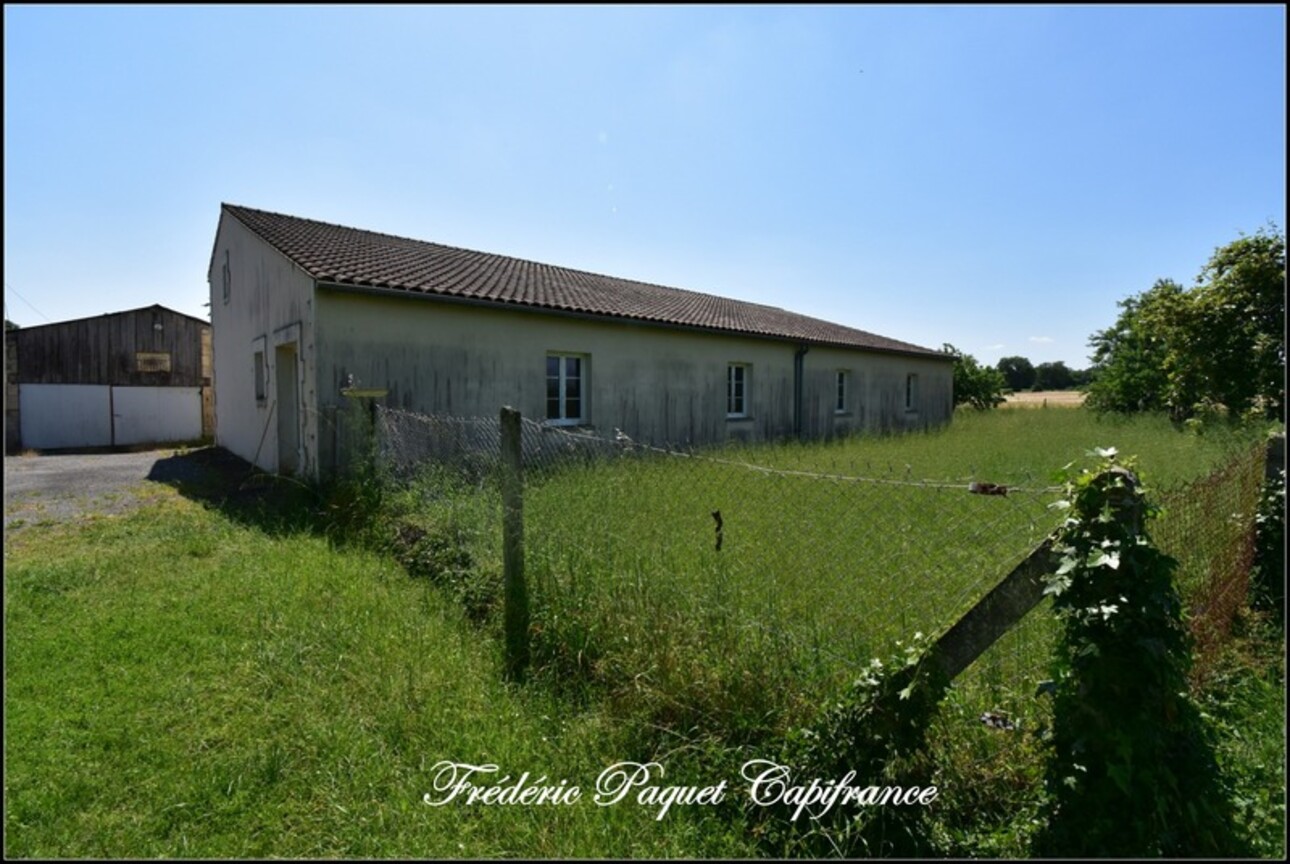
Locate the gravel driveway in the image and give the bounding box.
[3,448,229,530]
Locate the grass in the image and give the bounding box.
[507,408,1274,743]
[4,492,753,858]
[5,407,1280,858]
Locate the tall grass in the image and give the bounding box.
[3,495,753,858]
[508,409,1272,745]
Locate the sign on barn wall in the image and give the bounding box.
[135,352,172,373]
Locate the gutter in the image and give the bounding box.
[793,344,810,439]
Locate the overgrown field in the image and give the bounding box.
[392,408,1272,744]
[5,407,1282,857]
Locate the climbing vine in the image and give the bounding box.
[753,632,947,857]
[1035,449,1248,856]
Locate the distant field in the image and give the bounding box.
[1003,389,1086,407]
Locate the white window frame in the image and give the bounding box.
[545,352,587,425]
[905,373,919,412]
[835,369,850,414]
[727,363,750,419]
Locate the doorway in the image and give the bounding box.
[275,342,300,475]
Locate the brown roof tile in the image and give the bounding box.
[222,203,947,358]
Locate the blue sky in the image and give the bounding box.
[4,4,1284,369]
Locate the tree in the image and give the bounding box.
[997,355,1036,392]
[943,343,1006,409]
[1085,281,1186,414]
[4,318,17,331]
[1034,360,1076,391]
[1191,227,1285,420]
[1085,226,1284,420]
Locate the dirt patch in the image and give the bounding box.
[1003,390,1087,407]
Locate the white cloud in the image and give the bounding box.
[985,343,1006,350]
[1028,336,1054,343]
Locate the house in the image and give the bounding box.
[5,304,212,452]
[207,204,954,479]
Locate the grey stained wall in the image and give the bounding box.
[313,286,953,474]
[208,211,319,476]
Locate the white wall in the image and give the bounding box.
[314,287,954,473]
[208,211,318,476]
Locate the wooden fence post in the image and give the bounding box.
[924,468,1141,684]
[925,538,1055,683]
[500,406,530,682]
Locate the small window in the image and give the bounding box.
[727,363,749,418]
[222,250,231,305]
[835,370,849,414]
[905,373,919,412]
[546,353,586,424]
[254,350,266,401]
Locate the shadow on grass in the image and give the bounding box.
[146,446,335,538]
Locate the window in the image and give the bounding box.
[905,373,919,412]
[835,370,849,414]
[222,250,231,305]
[546,353,586,423]
[727,363,749,418]
[254,350,266,401]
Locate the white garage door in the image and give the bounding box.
[18,384,113,449]
[19,384,204,450]
[112,386,203,446]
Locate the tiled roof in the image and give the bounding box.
[222,203,947,357]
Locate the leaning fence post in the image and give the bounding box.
[500,406,530,682]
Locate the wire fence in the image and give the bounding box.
[1153,441,1268,671]
[371,404,1272,720]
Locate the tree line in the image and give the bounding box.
[946,225,1285,419]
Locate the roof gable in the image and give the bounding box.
[13,303,209,333]
[221,203,947,358]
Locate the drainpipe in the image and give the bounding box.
[793,344,810,439]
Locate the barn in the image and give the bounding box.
[208,204,955,479]
[5,305,212,452]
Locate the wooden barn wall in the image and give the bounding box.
[14,308,209,388]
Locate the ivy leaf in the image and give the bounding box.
[1044,574,1072,597]
[1090,549,1120,570]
